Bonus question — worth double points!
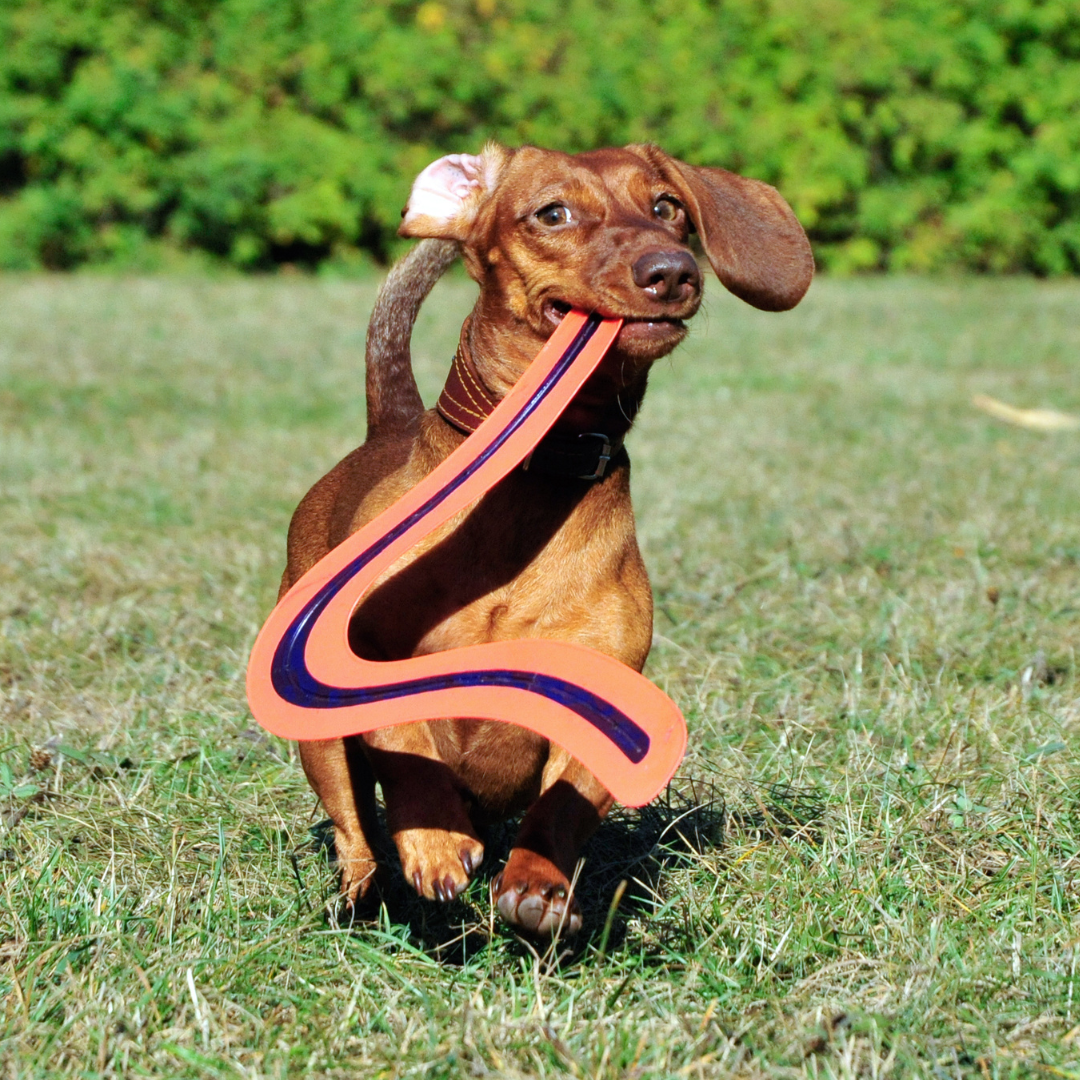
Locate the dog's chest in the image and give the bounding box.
[348,472,653,670]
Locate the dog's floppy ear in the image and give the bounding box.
[399,144,510,241]
[629,144,814,312]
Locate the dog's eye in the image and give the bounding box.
[535,204,571,227]
[653,197,682,222]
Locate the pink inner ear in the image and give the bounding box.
[431,155,482,197]
[403,153,484,228]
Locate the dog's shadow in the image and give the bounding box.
[302,779,823,964]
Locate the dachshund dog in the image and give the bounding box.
[280,143,813,935]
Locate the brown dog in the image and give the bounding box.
[280,143,812,935]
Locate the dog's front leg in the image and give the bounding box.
[493,747,613,936]
[299,736,383,909]
[362,722,484,902]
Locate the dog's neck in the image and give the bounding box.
[437,314,649,441]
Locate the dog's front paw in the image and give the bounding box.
[338,856,382,905]
[394,827,484,901]
[493,850,582,936]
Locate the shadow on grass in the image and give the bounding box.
[300,778,825,965]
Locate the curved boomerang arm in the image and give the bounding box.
[246,311,687,807]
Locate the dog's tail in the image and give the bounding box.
[365,238,459,437]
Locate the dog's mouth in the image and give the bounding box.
[544,298,573,324]
[542,298,686,338]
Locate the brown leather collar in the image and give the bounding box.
[436,325,501,435]
[436,323,637,481]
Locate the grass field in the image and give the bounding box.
[1,270,1078,1078]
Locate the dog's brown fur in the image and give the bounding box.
[280,143,813,934]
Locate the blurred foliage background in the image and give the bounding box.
[1,0,1078,275]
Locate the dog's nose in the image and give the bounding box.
[632,250,701,304]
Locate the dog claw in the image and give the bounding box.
[410,862,476,901]
[397,828,483,901]
[493,853,583,936]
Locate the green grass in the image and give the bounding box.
[1,271,1078,1078]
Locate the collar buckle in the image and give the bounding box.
[576,432,614,480]
[522,431,618,481]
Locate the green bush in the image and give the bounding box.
[1,0,1078,273]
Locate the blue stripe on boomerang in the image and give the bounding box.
[270,314,650,764]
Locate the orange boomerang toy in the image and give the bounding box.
[246,311,687,807]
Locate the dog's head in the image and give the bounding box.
[400,143,813,364]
